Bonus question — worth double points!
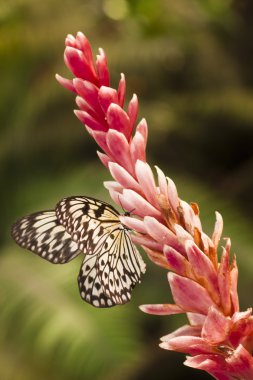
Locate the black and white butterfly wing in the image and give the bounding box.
[11,211,81,264]
[56,196,146,307]
[11,196,146,308]
[78,224,146,307]
[78,254,117,308]
[55,196,120,255]
[98,227,146,304]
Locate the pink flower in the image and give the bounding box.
[56,32,253,380]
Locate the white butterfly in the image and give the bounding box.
[11,196,146,308]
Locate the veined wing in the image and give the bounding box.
[55,196,120,255]
[11,196,146,308]
[78,224,146,307]
[78,254,117,308]
[11,211,81,264]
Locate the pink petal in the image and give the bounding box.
[185,241,220,305]
[98,86,118,114]
[169,272,214,314]
[142,245,170,269]
[107,190,122,206]
[108,162,142,193]
[174,224,193,245]
[135,160,159,209]
[187,312,206,326]
[232,309,252,324]
[202,306,232,344]
[76,94,90,110]
[179,200,200,235]
[96,48,110,87]
[144,217,182,252]
[107,103,131,140]
[127,94,138,135]
[160,336,215,355]
[229,311,253,348]
[218,247,232,316]
[91,130,112,157]
[142,247,170,268]
[119,189,161,219]
[139,303,184,315]
[161,325,202,341]
[155,165,168,199]
[84,125,94,136]
[130,130,146,164]
[106,130,134,175]
[212,211,223,249]
[136,118,148,145]
[119,215,147,234]
[74,110,107,131]
[193,213,203,233]
[184,355,231,380]
[230,255,239,313]
[55,74,76,93]
[73,79,103,116]
[103,181,123,205]
[130,122,148,164]
[65,33,76,47]
[76,96,105,125]
[191,204,202,232]
[76,32,95,69]
[167,177,180,218]
[226,344,253,379]
[225,237,231,253]
[103,180,123,193]
[200,231,214,255]
[96,151,111,168]
[131,234,163,252]
[164,245,194,277]
[117,73,126,107]
[64,47,98,84]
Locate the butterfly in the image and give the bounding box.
[11,196,146,308]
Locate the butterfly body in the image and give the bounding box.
[11,196,146,308]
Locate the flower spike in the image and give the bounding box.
[56,31,253,380]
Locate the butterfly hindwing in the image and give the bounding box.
[98,226,146,304]
[78,254,117,308]
[11,211,81,264]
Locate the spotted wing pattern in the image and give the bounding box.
[78,224,146,307]
[78,254,117,307]
[11,196,146,308]
[56,196,146,307]
[11,211,81,264]
[55,196,120,255]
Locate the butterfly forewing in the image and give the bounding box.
[11,211,81,264]
[55,196,120,255]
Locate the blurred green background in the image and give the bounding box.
[1,0,253,379]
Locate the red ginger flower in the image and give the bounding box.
[56,32,253,380]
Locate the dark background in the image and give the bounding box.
[1,0,253,379]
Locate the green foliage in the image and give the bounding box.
[2,0,253,379]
